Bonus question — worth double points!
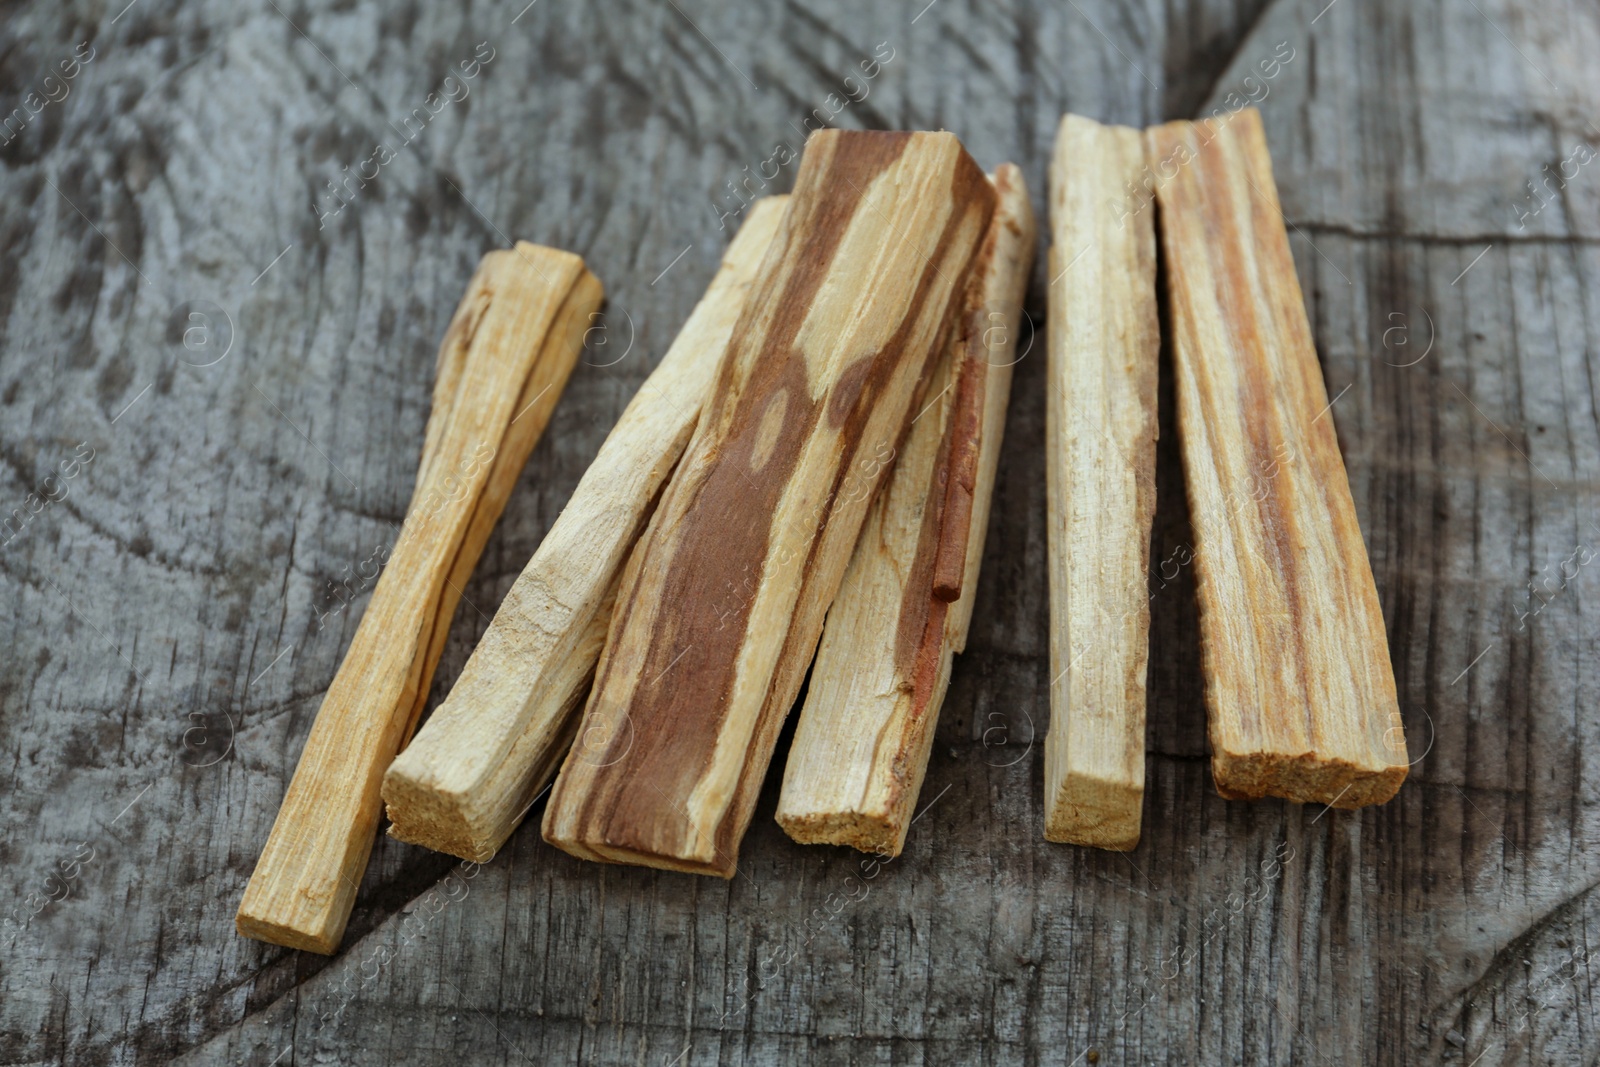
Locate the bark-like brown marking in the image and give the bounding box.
[928,166,1023,606]
[893,423,951,684]
[599,351,820,860]
[930,316,988,602]
[828,354,877,429]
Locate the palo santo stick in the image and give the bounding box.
[1146,108,1407,807]
[381,197,790,862]
[1043,115,1161,850]
[542,130,996,877]
[238,245,600,953]
[775,165,1035,856]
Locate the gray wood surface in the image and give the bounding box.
[1,0,1596,1063]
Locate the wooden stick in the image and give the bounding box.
[1146,108,1408,807]
[775,165,1035,856]
[381,197,790,862]
[237,244,601,952]
[1042,115,1161,850]
[541,130,996,877]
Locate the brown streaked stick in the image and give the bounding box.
[775,164,1036,857]
[237,244,601,953]
[1146,108,1407,807]
[1043,114,1161,851]
[542,129,997,877]
[381,197,790,863]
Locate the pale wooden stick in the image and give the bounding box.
[775,165,1035,856]
[542,130,996,877]
[237,244,600,952]
[1043,115,1161,850]
[382,197,789,862]
[1147,108,1407,807]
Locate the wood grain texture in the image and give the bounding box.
[775,164,1034,856]
[236,245,599,952]
[381,197,788,863]
[1043,114,1160,849]
[4,1,1598,1064]
[1148,108,1408,808]
[542,129,995,877]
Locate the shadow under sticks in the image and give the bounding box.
[1143,212,1209,764]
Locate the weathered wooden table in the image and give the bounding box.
[2,1,1596,1063]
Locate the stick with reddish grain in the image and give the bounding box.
[542,130,996,877]
[1147,108,1407,807]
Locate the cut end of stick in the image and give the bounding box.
[235,897,344,956]
[381,773,498,864]
[1043,774,1143,851]
[383,667,589,863]
[775,809,906,858]
[1211,750,1406,809]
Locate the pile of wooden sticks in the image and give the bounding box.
[237,109,1407,955]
